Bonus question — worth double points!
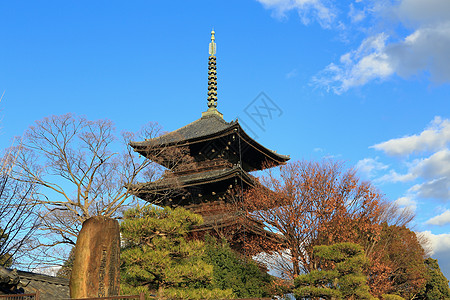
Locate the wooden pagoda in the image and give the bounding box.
[130,31,290,254]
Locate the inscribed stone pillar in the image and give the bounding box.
[69,216,120,298]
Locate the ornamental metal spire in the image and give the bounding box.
[202,30,222,118]
[207,30,218,109]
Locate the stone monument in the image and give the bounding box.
[69,216,120,298]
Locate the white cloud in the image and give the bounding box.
[32,266,61,276]
[407,148,450,201]
[356,157,388,178]
[413,177,450,201]
[426,210,450,226]
[371,117,450,202]
[372,117,450,156]
[413,149,450,179]
[256,0,336,28]
[257,0,450,92]
[254,249,293,279]
[394,196,417,212]
[377,169,416,183]
[420,231,450,281]
[397,0,450,26]
[286,68,298,79]
[421,231,450,255]
[313,33,394,94]
[311,0,450,93]
[376,148,450,201]
[386,22,450,83]
[348,3,366,23]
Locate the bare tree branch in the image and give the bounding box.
[11,114,189,267]
[0,148,40,268]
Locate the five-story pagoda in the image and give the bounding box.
[130,31,290,253]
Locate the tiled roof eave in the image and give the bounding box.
[131,121,290,164]
[132,166,255,193]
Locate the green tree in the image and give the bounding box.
[56,247,75,279]
[203,237,274,298]
[0,229,13,268]
[120,205,232,299]
[294,242,372,300]
[381,295,405,300]
[416,258,450,300]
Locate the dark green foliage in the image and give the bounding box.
[56,247,75,279]
[0,228,12,267]
[382,294,405,300]
[203,237,273,298]
[120,205,233,299]
[416,258,450,300]
[294,242,372,300]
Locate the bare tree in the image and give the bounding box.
[12,113,188,262]
[0,149,40,268]
[0,93,40,269]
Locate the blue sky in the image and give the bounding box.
[1,0,450,279]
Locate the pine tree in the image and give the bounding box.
[203,237,273,298]
[294,242,373,300]
[416,258,450,300]
[120,205,233,299]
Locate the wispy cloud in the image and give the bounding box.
[285,68,298,79]
[426,210,450,226]
[372,117,450,156]
[255,0,337,28]
[257,0,450,93]
[395,196,417,212]
[377,169,416,183]
[371,117,450,204]
[420,231,450,279]
[356,157,388,179]
[421,231,450,255]
[348,3,366,23]
[313,33,393,94]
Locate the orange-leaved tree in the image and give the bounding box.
[366,224,428,298]
[243,159,428,297]
[243,160,386,279]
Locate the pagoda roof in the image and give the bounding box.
[192,210,281,241]
[188,209,285,254]
[130,113,290,168]
[138,114,233,146]
[132,165,255,194]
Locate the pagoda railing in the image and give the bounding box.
[174,159,233,176]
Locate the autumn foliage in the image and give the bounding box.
[244,160,385,277]
[243,159,428,297]
[366,224,427,298]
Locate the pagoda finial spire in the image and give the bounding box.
[207,30,218,110]
[209,29,216,55]
[202,30,222,118]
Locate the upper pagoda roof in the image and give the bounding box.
[130,113,290,169]
[131,113,233,147]
[131,30,290,170]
